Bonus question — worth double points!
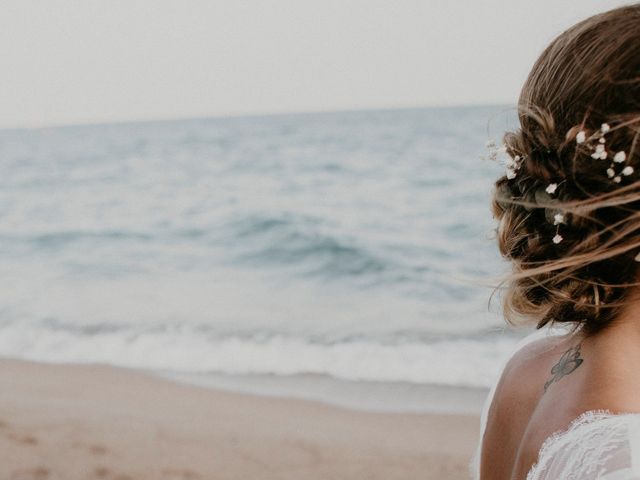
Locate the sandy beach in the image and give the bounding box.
[0,358,480,480]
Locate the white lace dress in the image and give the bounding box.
[469,326,640,479]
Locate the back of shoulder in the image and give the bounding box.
[495,332,566,406]
[477,331,568,478]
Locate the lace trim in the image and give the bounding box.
[526,409,640,480]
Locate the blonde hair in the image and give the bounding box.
[494,4,640,336]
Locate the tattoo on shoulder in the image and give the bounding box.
[543,343,584,392]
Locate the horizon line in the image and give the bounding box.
[0,101,514,132]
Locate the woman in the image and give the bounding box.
[473,4,640,479]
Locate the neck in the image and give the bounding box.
[576,292,640,410]
[582,289,640,346]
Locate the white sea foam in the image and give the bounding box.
[0,320,520,388]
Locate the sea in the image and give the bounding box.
[0,106,534,413]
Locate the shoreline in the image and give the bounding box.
[0,358,481,479]
[159,370,489,415]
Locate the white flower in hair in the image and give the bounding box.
[553,213,565,225]
[567,122,632,183]
[505,155,519,169]
[552,234,563,244]
[635,252,640,262]
[501,152,523,180]
[613,151,627,163]
[591,144,607,160]
[545,183,558,194]
[484,139,513,167]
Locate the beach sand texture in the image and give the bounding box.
[0,359,480,480]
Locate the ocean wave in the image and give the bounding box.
[0,229,154,248]
[223,214,394,278]
[0,320,523,388]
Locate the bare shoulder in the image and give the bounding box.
[489,334,566,418]
[479,332,572,478]
[501,333,571,384]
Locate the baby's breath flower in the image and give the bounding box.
[552,234,563,244]
[614,176,622,183]
[607,168,615,178]
[613,151,627,163]
[576,131,586,144]
[501,150,524,180]
[553,213,565,225]
[635,252,640,262]
[599,138,606,144]
[591,144,607,160]
[484,139,513,166]
[505,157,517,169]
[622,166,634,176]
[545,183,558,194]
[601,123,611,134]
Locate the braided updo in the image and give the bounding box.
[494,4,640,336]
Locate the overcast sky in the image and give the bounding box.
[0,0,629,128]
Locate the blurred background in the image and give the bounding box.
[0,0,629,414]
